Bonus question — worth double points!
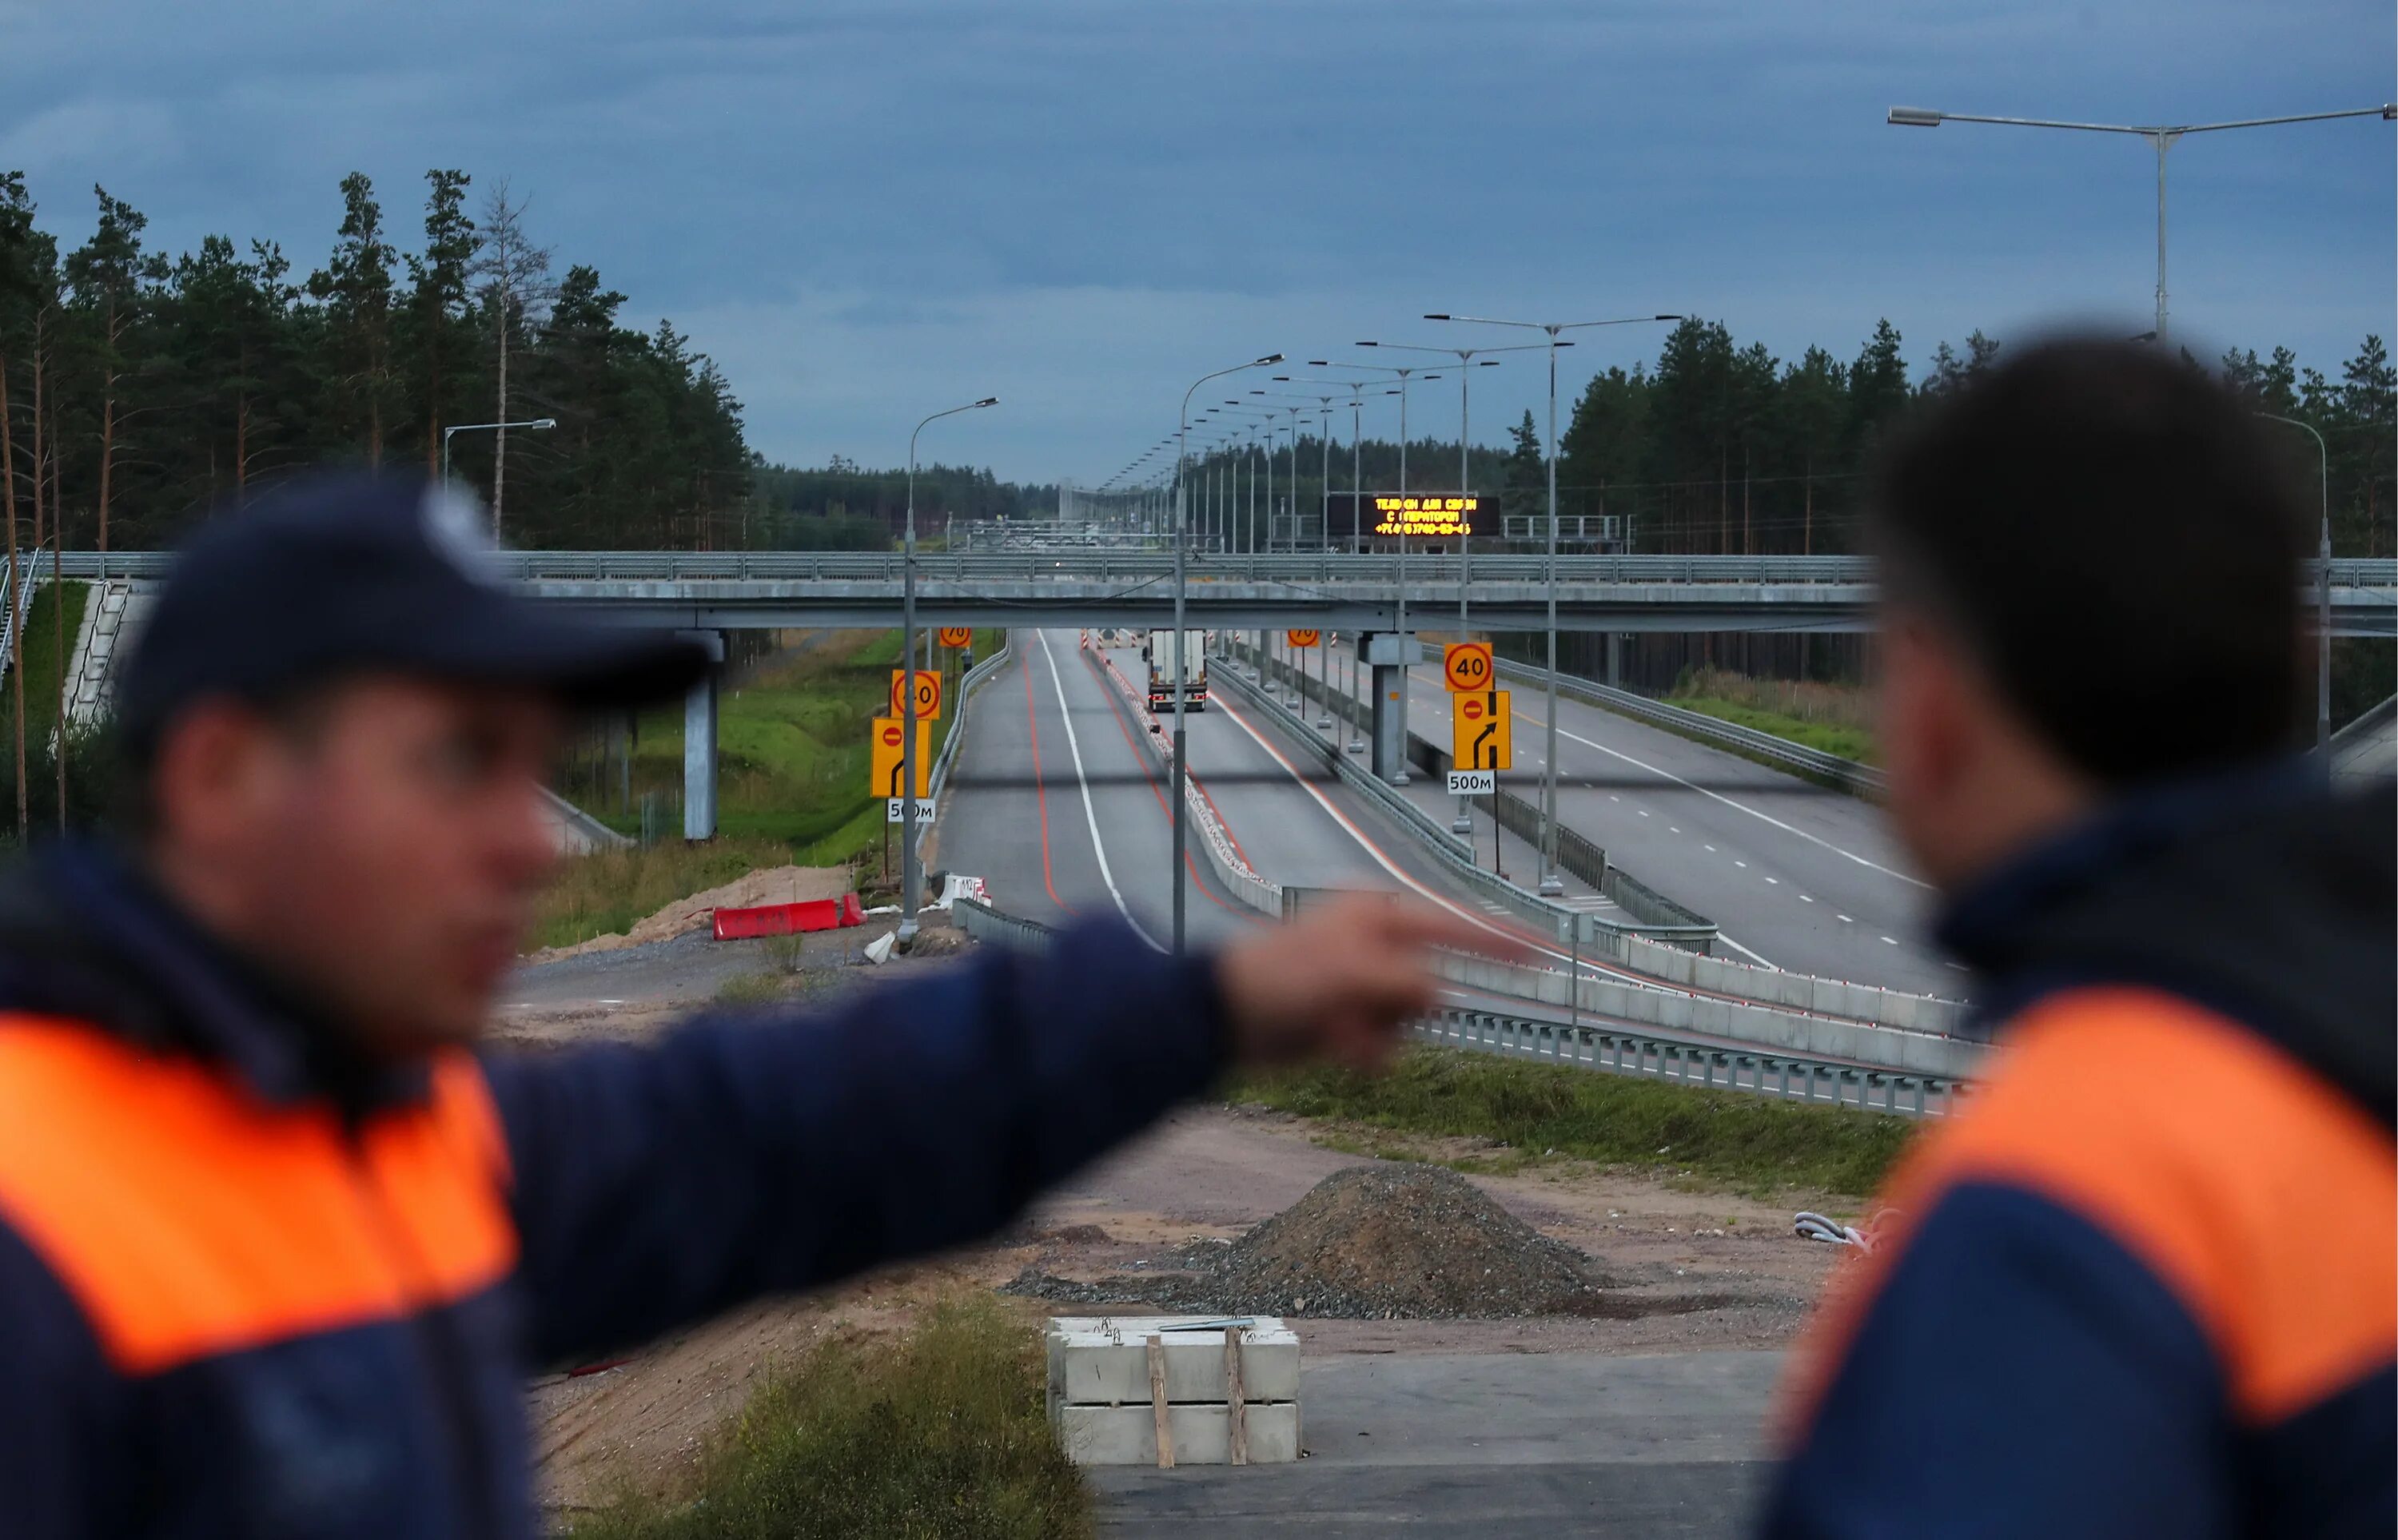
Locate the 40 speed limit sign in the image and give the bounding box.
[1443,641,1493,692]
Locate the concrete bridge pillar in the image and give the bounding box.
[1361,632,1422,785]
[1606,631,1622,689]
[680,630,727,842]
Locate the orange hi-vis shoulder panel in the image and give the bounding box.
[1783,985,2397,1439]
[0,1016,518,1377]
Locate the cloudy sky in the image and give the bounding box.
[3,1,2391,483]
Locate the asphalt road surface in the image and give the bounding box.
[1090,1349,1781,1538]
[934,629,1631,962]
[1294,636,1953,997]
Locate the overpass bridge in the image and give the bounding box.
[42,550,2398,635]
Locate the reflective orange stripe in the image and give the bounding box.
[1782,987,2397,1439]
[0,1017,517,1375]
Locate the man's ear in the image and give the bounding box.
[1880,614,1978,807]
[148,703,280,852]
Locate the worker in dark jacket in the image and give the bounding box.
[0,472,1493,1538]
[1763,342,2394,1537]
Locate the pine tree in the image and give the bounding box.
[307,173,398,465]
[404,169,476,480]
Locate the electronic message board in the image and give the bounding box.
[1324,491,1484,542]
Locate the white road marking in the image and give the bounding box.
[1799,894,1814,903]
[1716,933,1779,969]
[1668,826,1680,834]
[1734,860,1747,869]
[1704,844,1716,852]
[1837,913,1854,923]
[1764,877,1779,885]
[1514,705,1932,890]
[1638,810,1651,818]
[1880,935,1900,945]
[1038,631,1164,951]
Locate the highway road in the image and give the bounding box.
[1281,636,1954,997]
[935,630,1625,964]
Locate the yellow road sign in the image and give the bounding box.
[1443,641,1493,692]
[1285,628,1321,648]
[870,717,933,797]
[937,627,974,649]
[889,669,943,721]
[1452,690,1510,771]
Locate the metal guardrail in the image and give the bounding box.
[57,547,2398,590]
[917,638,1014,868]
[1496,656,1887,796]
[944,894,1966,1116]
[953,895,1055,952]
[1229,638,1722,948]
[1417,1005,1963,1118]
[1214,651,1635,949]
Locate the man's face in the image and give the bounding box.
[154,676,564,1053]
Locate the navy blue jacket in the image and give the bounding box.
[1763,774,2395,1538]
[0,844,1225,1537]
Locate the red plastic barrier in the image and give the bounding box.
[711,893,865,941]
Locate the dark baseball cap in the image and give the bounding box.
[116,470,711,755]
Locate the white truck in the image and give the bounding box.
[1142,629,1209,714]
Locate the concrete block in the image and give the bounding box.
[1054,1403,1301,1466]
[1045,1317,1301,1406]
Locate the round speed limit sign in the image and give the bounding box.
[1444,642,1493,692]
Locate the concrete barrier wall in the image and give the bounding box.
[1613,933,1966,1035]
[1091,644,1283,919]
[1431,950,1986,1080]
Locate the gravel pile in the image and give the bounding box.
[1007,1163,1611,1320]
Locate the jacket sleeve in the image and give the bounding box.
[479,919,1228,1363]
[0,1221,123,1536]
[1759,1180,2232,1539]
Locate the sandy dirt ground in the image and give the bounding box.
[505,931,1847,1517]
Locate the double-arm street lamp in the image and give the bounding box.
[1427,312,1682,894]
[1173,354,1284,951]
[899,396,998,941]
[1886,102,2396,344]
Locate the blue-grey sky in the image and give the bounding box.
[4,1,2392,484]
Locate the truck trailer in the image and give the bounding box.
[1143,629,1209,714]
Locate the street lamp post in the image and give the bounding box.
[1174,355,1283,952]
[1886,102,2396,344]
[2256,412,2334,754]
[440,417,556,499]
[1310,360,1444,782]
[900,397,998,942]
[1362,342,1537,835]
[1428,312,1681,893]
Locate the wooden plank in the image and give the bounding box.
[1224,1326,1249,1466]
[1147,1335,1174,1469]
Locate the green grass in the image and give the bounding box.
[6,581,90,750]
[565,1295,1093,1540]
[1669,696,1878,765]
[557,628,1002,865]
[1234,1045,1917,1200]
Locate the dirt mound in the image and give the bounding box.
[1006,1163,1611,1319]
[1209,1164,1598,1318]
[527,865,853,961]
